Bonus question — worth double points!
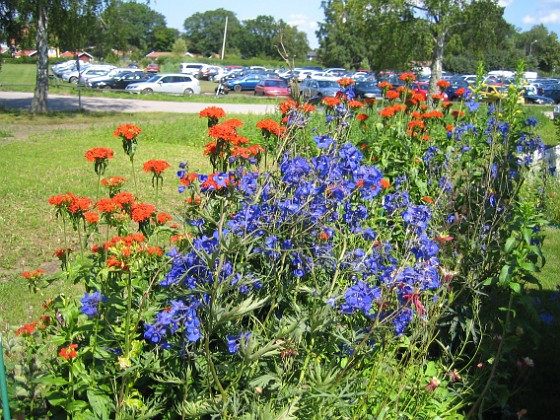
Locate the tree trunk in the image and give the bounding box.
[31,0,48,114]
[427,28,446,109]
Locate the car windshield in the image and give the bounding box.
[265,80,287,87]
[113,72,131,79]
[317,81,339,88]
[357,82,378,89]
[146,75,161,83]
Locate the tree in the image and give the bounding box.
[183,9,241,57]
[237,16,310,60]
[96,0,169,56]
[1,0,103,113]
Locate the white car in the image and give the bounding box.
[125,73,200,95]
[62,64,115,83]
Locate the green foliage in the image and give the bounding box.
[2,69,551,418]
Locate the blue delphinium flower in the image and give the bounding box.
[393,307,414,336]
[80,291,107,318]
[314,135,334,149]
[227,332,251,354]
[341,280,381,316]
[144,298,202,345]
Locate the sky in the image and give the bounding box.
[150,0,560,50]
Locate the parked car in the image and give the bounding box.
[299,78,341,102]
[86,68,145,85]
[522,92,554,105]
[62,64,115,83]
[51,59,86,76]
[254,78,291,97]
[89,71,150,90]
[354,81,382,99]
[179,63,209,77]
[125,73,200,95]
[77,67,115,86]
[479,84,525,104]
[146,63,160,73]
[223,74,269,92]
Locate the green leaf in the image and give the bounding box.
[34,374,69,387]
[498,264,511,285]
[87,389,114,419]
[504,236,516,254]
[509,282,522,294]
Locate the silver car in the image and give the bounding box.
[125,73,201,95]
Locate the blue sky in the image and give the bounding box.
[151,0,560,49]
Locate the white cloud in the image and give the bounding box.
[287,13,317,30]
[498,0,513,7]
[522,9,560,24]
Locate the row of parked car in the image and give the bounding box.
[50,59,560,105]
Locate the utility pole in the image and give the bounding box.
[221,16,228,61]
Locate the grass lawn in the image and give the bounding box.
[0,109,273,329]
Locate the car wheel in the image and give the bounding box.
[183,88,194,96]
[233,84,242,93]
[69,76,78,84]
[102,85,112,91]
[142,88,153,95]
[254,90,258,96]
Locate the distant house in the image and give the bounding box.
[145,51,173,60]
[14,50,37,58]
[59,51,94,61]
[306,50,318,61]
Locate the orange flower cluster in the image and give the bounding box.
[356,113,369,122]
[232,144,265,159]
[451,109,465,119]
[379,104,406,118]
[179,171,198,187]
[437,80,450,89]
[48,193,91,215]
[131,202,156,223]
[96,233,162,270]
[16,322,37,337]
[277,99,316,116]
[347,99,364,109]
[321,97,342,108]
[386,90,400,100]
[143,160,171,175]
[16,316,50,337]
[378,81,392,90]
[53,248,72,259]
[338,77,355,87]
[21,269,45,280]
[156,212,173,224]
[101,176,127,187]
[256,119,286,137]
[208,123,244,143]
[199,106,226,120]
[84,211,100,224]
[85,147,113,162]
[59,344,78,360]
[399,72,416,82]
[113,124,142,141]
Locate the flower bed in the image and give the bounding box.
[7,67,548,418]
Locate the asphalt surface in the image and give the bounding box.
[0,91,277,114]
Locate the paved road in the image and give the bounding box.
[0,91,278,114]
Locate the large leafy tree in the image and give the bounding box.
[183,9,242,57]
[237,16,309,60]
[94,0,170,57]
[1,0,102,113]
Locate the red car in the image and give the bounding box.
[254,78,291,97]
[146,63,160,73]
[412,81,449,101]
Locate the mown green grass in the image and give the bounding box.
[0,110,274,328]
